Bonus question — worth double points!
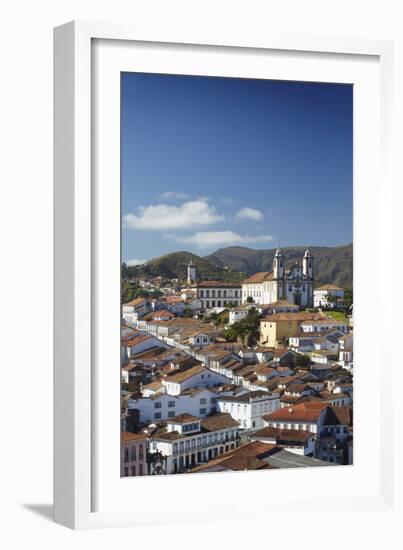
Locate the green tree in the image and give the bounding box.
[293,354,311,369]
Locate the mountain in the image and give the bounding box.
[205,243,353,289]
[124,244,353,288]
[123,251,244,282]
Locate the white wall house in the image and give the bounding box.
[128,388,220,424]
[161,365,232,396]
[148,413,240,474]
[228,306,250,325]
[122,298,149,325]
[314,285,345,308]
[217,391,280,430]
[122,332,169,362]
[299,319,348,333]
[251,427,316,456]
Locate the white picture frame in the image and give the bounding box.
[54,21,398,530]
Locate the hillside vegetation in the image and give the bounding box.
[124,251,244,282]
[205,243,353,289]
[123,244,353,289]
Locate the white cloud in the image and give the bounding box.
[160,191,189,200]
[172,231,273,249]
[125,259,147,266]
[236,207,264,221]
[123,200,224,230]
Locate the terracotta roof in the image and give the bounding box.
[268,300,300,308]
[123,298,146,308]
[200,413,240,432]
[242,271,274,284]
[164,364,206,383]
[263,402,328,423]
[262,312,326,322]
[190,441,278,472]
[315,284,344,291]
[252,427,315,443]
[121,431,147,442]
[167,413,201,424]
[197,280,242,288]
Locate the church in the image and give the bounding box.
[241,248,314,307]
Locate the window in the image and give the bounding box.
[139,464,144,475]
[123,448,129,462]
[131,465,136,476]
[200,398,207,404]
[200,408,207,415]
[154,401,162,409]
[154,412,161,420]
[168,400,175,408]
[124,467,129,476]
[168,410,175,418]
[131,447,136,461]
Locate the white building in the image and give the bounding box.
[241,248,314,307]
[217,390,280,430]
[148,413,240,474]
[128,387,220,424]
[299,318,348,333]
[161,364,232,396]
[228,305,250,325]
[314,284,345,308]
[122,298,149,325]
[251,427,316,456]
[196,281,242,309]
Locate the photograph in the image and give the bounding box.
[120,72,354,477]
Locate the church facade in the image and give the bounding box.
[241,248,314,307]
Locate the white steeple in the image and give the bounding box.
[273,247,284,279]
[187,260,197,285]
[302,247,314,279]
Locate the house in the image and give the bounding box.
[250,427,316,456]
[265,300,300,314]
[189,441,278,472]
[147,413,241,474]
[122,331,169,362]
[299,318,348,334]
[263,402,352,464]
[190,441,334,472]
[310,349,339,364]
[228,305,252,325]
[128,387,221,424]
[259,312,327,348]
[217,390,280,429]
[121,431,147,477]
[338,332,354,371]
[314,284,345,308]
[161,364,232,396]
[122,298,149,325]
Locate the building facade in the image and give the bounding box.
[121,431,147,477]
[196,281,242,309]
[148,413,240,474]
[242,248,314,307]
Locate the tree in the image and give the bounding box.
[183,307,193,318]
[293,354,311,369]
[223,308,260,347]
[344,288,353,309]
[246,296,254,303]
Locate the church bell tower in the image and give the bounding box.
[302,247,314,279]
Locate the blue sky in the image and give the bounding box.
[121,72,352,265]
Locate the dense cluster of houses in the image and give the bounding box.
[121,253,353,477]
